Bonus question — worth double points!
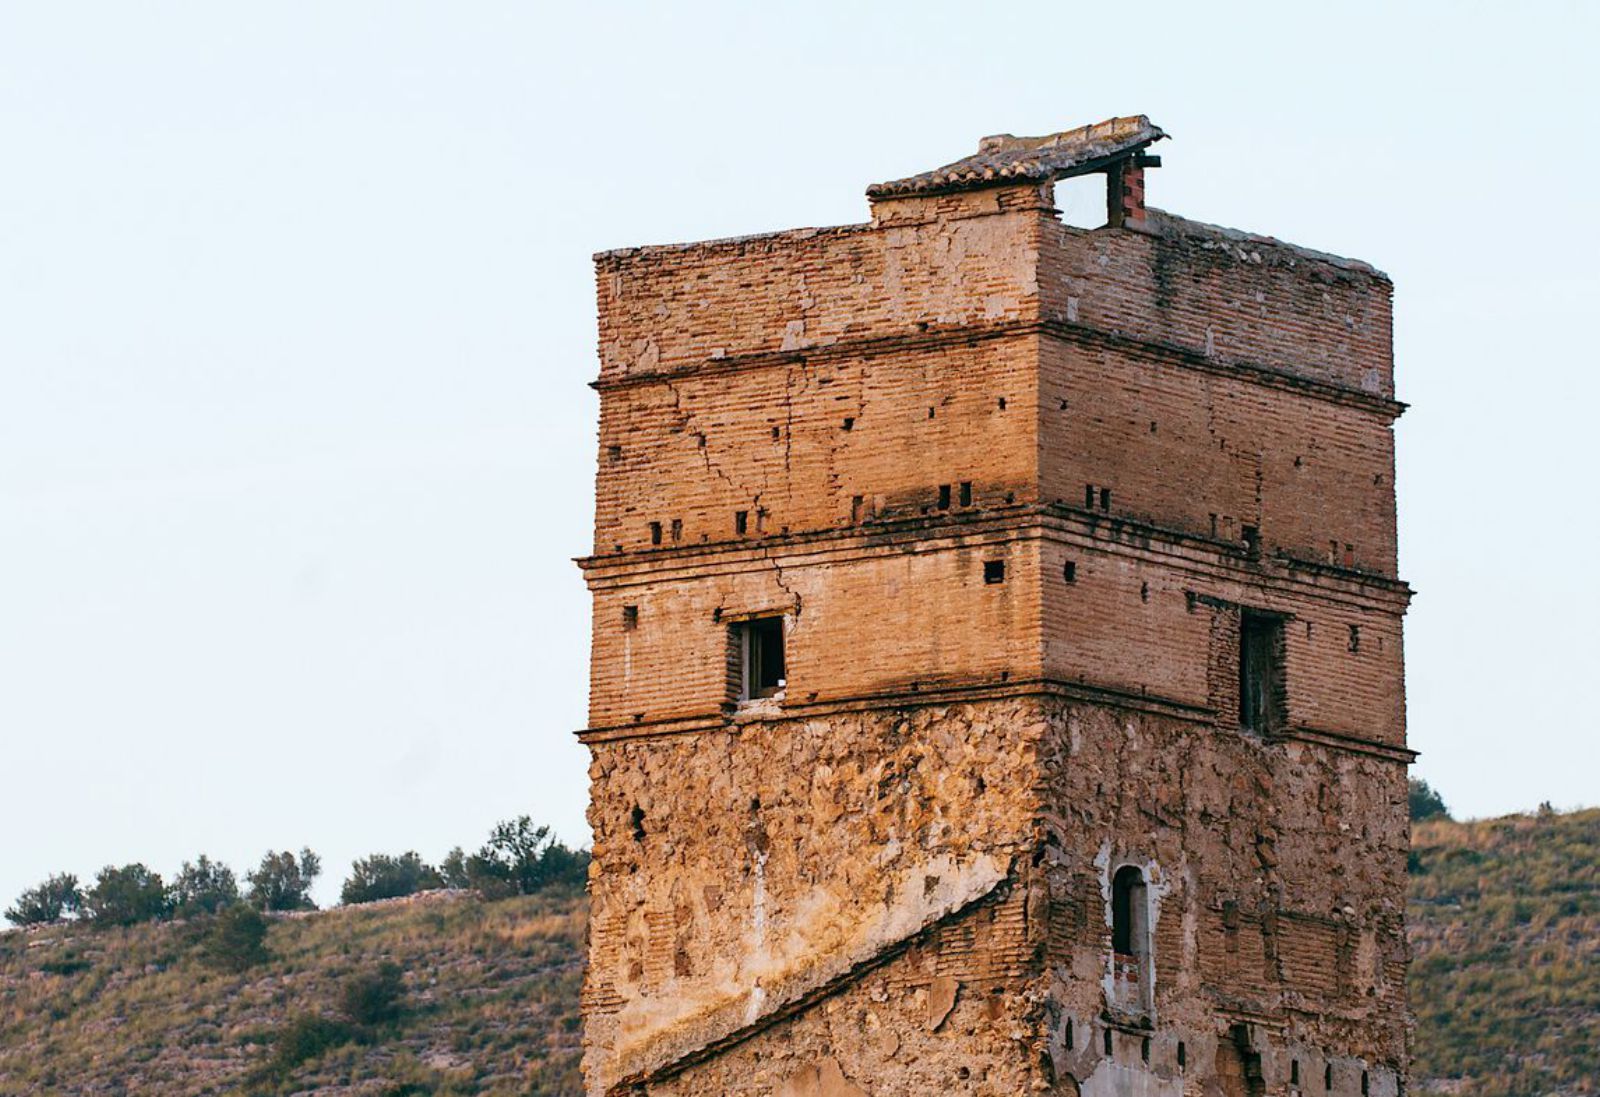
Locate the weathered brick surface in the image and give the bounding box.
[579,122,1411,1097]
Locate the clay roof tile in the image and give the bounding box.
[867,114,1166,199]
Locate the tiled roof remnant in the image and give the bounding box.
[867,115,1166,199]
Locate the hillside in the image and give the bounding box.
[0,889,586,1096]
[1409,807,1600,1097]
[2,808,1596,1096]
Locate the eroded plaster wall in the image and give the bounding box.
[1037,698,1410,1097]
[582,699,1048,1094]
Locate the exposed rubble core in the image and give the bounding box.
[578,116,1412,1097]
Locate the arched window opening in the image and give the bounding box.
[1111,865,1147,956]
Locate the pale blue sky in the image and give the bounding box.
[2,2,1595,906]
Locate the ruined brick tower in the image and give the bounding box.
[579,117,1413,1097]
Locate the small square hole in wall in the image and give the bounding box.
[1243,524,1261,558]
[842,416,854,431]
[983,560,1006,585]
[606,444,622,462]
[622,605,638,631]
[997,396,1007,410]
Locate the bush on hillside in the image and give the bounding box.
[1410,779,1451,822]
[256,1012,360,1083]
[444,817,589,899]
[168,855,240,918]
[199,903,271,972]
[83,864,170,926]
[340,852,443,906]
[4,873,82,926]
[246,848,322,912]
[339,961,406,1025]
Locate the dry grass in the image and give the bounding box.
[1409,807,1600,1097]
[0,889,585,1096]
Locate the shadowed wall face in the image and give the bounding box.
[579,118,1411,1097]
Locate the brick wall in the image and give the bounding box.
[581,158,1411,1097]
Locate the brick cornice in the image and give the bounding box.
[589,317,1406,420]
[576,505,1413,612]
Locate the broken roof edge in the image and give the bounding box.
[866,114,1166,199]
[1142,209,1391,282]
[593,221,874,264]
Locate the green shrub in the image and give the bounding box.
[38,951,91,976]
[1411,779,1451,822]
[452,817,589,899]
[259,1012,358,1078]
[83,864,169,926]
[340,852,443,905]
[439,846,470,889]
[5,873,82,926]
[200,903,271,972]
[168,855,240,918]
[339,961,406,1025]
[246,848,321,912]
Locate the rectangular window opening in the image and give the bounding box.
[735,617,786,702]
[959,481,973,507]
[1099,487,1112,512]
[1085,484,1096,509]
[1239,610,1286,733]
[937,484,952,510]
[622,605,638,631]
[983,560,1006,585]
[851,495,865,524]
[649,521,662,546]
[735,510,748,535]
[1054,173,1111,231]
[670,518,683,543]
